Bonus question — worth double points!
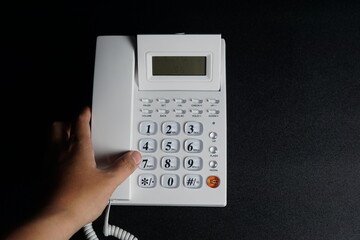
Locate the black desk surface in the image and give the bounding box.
[1,2,360,240]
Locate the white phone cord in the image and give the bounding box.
[83,201,138,240]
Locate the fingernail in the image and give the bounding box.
[131,151,142,165]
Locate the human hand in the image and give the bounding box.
[46,106,142,229]
[5,107,141,240]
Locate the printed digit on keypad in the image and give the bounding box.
[162,121,180,135]
[161,139,180,153]
[139,139,157,153]
[161,156,179,170]
[139,121,157,135]
[139,156,156,170]
[184,121,203,136]
[161,174,180,188]
[184,139,203,153]
[184,156,202,170]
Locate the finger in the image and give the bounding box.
[70,106,91,143]
[108,151,142,184]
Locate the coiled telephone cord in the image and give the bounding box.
[83,201,138,240]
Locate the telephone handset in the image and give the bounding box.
[92,34,227,206]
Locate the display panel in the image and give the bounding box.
[152,56,206,76]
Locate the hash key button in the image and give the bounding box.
[184,174,202,188]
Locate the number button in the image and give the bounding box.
[161,156,179,170]
[138,139,157,153]
[161,174,180,188]
[138,174,156,188]
[184,156,202,171]
[184,122,203,136]
[139,121,157,135]
[161,139,180,153]
[139,156,156,170]
[162,121,180,135]
[184,175,202,188]
[184,139,203,153]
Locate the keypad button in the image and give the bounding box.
[190,109,203,114]
[161,139,180,153]
[206,176,220,188]
[139,121,157,135]
[184,157,202,171]
[184,122,203,136]
[209,146,218,154]
[161,156,179,170]
[138,139,157,153]
[207,98,219,104]
[161,174,180,188]
[174,98,186,103]
[174,109,186,114]
[190,98,203,103]
[140,98,153,103]
[157,109,170,114]
[207,109,220,114]
[139,156,156,170]
[138,174,156,188]
[140,109,153,114]
[184,139,203,153]
[184,175,202,188]
[162,121,180,135]
[209,160,218,168]
[157,98,170,103]
[209,132,217,139]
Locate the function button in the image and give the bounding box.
[174,109,186,114]
[207,99,220,104]
[184,139,203,153]
[138,174,156,188]
[184,122,203,136]
[140,98,153,103]
[209,132,218,139]
[209,160,218,168]
[157,98,170,103]
[161,174,180,188]
[209,146,218,154]
[157,109,170,114]
[161,156,180,170]
[184,156,202,171]
[139,156,156,170]
[206,176,220,188]
[162,121,180,135]
[139,121,157,135]
[174,98,186,103]
[190,109,203,114]
[161,139,180,153]
[207,109,220,114]
[184,175,202,188]
[190,98,203,103]
[140,109,153,114]
[138,138,157,153]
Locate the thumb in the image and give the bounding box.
[108,151,142,184]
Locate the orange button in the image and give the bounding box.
[206,176,220,188]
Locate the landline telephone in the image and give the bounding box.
[84,34,226,239]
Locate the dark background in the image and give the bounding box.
[1,1,360,240]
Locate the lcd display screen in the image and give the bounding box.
[152,56,206,76]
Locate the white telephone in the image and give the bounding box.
[91,34,227,207]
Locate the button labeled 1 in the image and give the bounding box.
[139,121,157,135]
